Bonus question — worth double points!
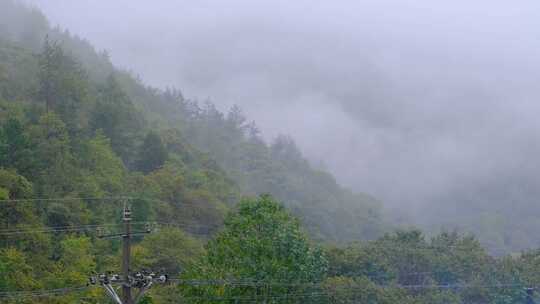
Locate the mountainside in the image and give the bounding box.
[0,0,384,245]
[7,2,540,304]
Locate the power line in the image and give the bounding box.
[0,196,508,250]
[0,223,121,233]
[0,221,213,238]
[0,196,208,207]
[0,226,106,236]
[0,222,151,236]
[173,287,535,303]
[169,279,531,290]
[0,286,93,299]
[0,280,532,295]
[0,278,534,301]
[0,223,509,254]
[88,202,169,304]
[0,196,132,204]
[178,291,334,302]
[0,224,511,257]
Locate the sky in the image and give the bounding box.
[25,0,540,228]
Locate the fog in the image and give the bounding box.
[27,0,540,230]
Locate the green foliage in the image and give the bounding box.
[181,195,327,302]
[77,131,126,194]
[0,169,33,199]
[0,117,34,176]
[429,231,490,285]
[322,230,540,303]
[182,101,385,242]
[29,112,77,197]
[0,248,40,292]
[416,290,462,304]
[38,37,89,131]
[90,75,144,164]
[323,276,416,304]
[53,236,96,286]
[4,3,540,304]
[137,131,168,173]
[0,44,38,101]
[0,170,51,257]
[127,164,228,232]
[133,227,204,275]
[1,0,387,247]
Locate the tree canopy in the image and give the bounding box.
[181,195,327,303]
[1,1,540,304]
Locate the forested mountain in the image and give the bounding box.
[4,1,540,303]
[0,0,384,243]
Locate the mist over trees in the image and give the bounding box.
[22,0,540,253]
[3,0,540,303]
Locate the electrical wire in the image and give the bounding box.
[0,196,132,203]
[0,196,211,206]
[168,279,532,290]
[0,222,154,236]
[1,197,530,302]
[0,196,511,252]
[0,221,212,238]
[0,223,120,233]
[0,286,93,299]
[0,278,534,300]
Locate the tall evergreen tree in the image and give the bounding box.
[0,118,33,176]
[90,74,144,165]
[37,37,88,131]
[136,131,168,174]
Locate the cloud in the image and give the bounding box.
[27,0,540,241]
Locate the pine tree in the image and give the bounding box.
[136,131,168,174]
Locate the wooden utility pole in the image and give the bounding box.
[90,201,165,304]
[122,203,133,304]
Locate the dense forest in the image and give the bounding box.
[1,1,540,303]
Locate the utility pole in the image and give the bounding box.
[90,200,167,304]
[122,203,133,304]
